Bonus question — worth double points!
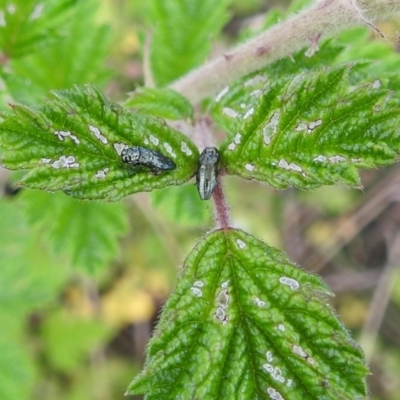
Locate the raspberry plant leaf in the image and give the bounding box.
[0,0,79,58]
[1,0,112,106]
[146,0,230,86]
[127,229,368,399]
[214,65,400,190]
[0,85,199,201]
[125,88,194,120]
[20,190,129,272]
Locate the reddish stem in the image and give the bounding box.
[212,175,230,229]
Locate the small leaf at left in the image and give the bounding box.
[0,85,199,201]
[125,87,194,120]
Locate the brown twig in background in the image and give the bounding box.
[304,167,400,272]
[170,0,400,105]
[359,228,400,364]
[143,30,155,88]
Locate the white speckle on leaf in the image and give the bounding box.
[221,281,229,289]
[89,125,107,144]
[180,142,192,156]
[295,122,307,132]
[308,119,322,131]
[279,276,300,290]
[245,163,255,172]
[7,4,16,14]
[214,306,228,324]
[263,112,280,145]
[263,363,273,373]
[277,324,285,332]
[51,155,79,169]
[234,133,242,144]
[113,142,128,155]
[263,365,285,383]
[66,156,79,168]
[255,297,265,307]
[244,74,267,87]
[193,281,204,287]
[250,89,262,97]
[307,357,316,365]
[292,345,307,358]
[329,155,346,163]
[351,157,362,162]
[372,79,381,89]
[267,387,284,400]
[222,107,239,118]
[191,287,203,297]
[266,351,274,362]
[278,159,304,172]
[29,3,44,20]
[287,379,293,387]
[54,130,80,144]
[95,168,109,179]
[278,159,289,170]
[292,345,315,365]
[314,155,327,162]
[54,130,69,141]
[163,142,176,158]
[214,285,230,323]
[289,163,302,173]
[272,367,285,383]
[309,120,319,128]
[215,86,230,102]
[243,107,254,120]
[296,119,322,133]
[217,289,229,309]
[236,239,246,249]
[144,138,149,145]
[0,10,6,26]
[41,158,51,164]
[69,134,80,144]
[150,135,159,145]
[228,143,236,151]
[240,103,248,109]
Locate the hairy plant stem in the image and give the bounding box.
[212,175,230,229]
[169,0,400,106]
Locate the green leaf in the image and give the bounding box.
[0,76,12,110]
[41,311,112,373]
[0,0,79,58]
[125,88,194,120]
[0,199,66,314]
[208,40,345,136]
[127,229,367,399]
[146,0,230,86]
[0,328,35,400]
[0,0,112,105]
[266,40,344,77]
[0,85,199,201]
[0,198,67,400]
[215,65,400,189]
[21,190,128,273]
[336,27,400,76]
[151,184,211,226]
[239,0,313,42]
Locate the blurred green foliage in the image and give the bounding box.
[0,0,400,399]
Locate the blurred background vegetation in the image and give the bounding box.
[1,0,400,399]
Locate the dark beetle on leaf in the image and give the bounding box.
[196,147,220,200]
[121,146,176,174]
